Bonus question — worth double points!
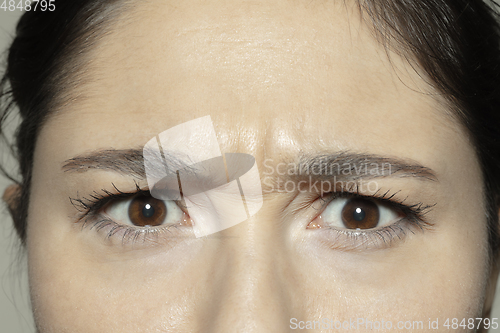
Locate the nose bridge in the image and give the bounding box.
[204,222,295,333]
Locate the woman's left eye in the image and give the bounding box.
[312,197,404,230]
[104,194,187,227]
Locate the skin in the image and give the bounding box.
[3,0,499,331]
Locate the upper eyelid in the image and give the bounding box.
[71,183,435,230]
[69,185,149,217]
[317,190,435,220]
[70,185,191,223]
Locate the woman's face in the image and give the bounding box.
[25,0,494,331]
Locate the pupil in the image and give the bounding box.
[128,195,167,227]
[353,207,365,221]
[142,203,155,218]
[341,198,379,229]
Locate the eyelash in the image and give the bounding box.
[314,188,436,251]
[69,183,436,248]
[70,182,186,245]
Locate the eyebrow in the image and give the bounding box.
[62,148,203,178]
[292,152,437,182]
[62,148,147,178]
[62,148,437,182]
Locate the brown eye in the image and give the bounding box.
[341,198,380,229]
[127,195,167,227]
[311,196,401,231]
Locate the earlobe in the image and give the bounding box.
[2,184,21,216]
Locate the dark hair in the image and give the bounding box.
[356,0,500,260]
[1,0,500,257]
[0,0,131,243]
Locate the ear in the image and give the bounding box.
[2,184,21,218]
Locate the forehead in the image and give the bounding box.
[90,0,415,111]
[41,0,469,171]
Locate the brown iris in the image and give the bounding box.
[341,198,380,229]
[128,195,167,227]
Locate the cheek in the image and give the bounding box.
[292,214,489,325]
[290,256,488,329]
[27,229,200,333]
[27,239,203,332]
[26,187,222,333]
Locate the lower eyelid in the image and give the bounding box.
[315,221,411,251]
[83,217,194,247]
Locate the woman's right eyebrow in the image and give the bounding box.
[61,148,438,183]
[61,148,148,178]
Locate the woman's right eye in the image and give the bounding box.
[104,194,190,228]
